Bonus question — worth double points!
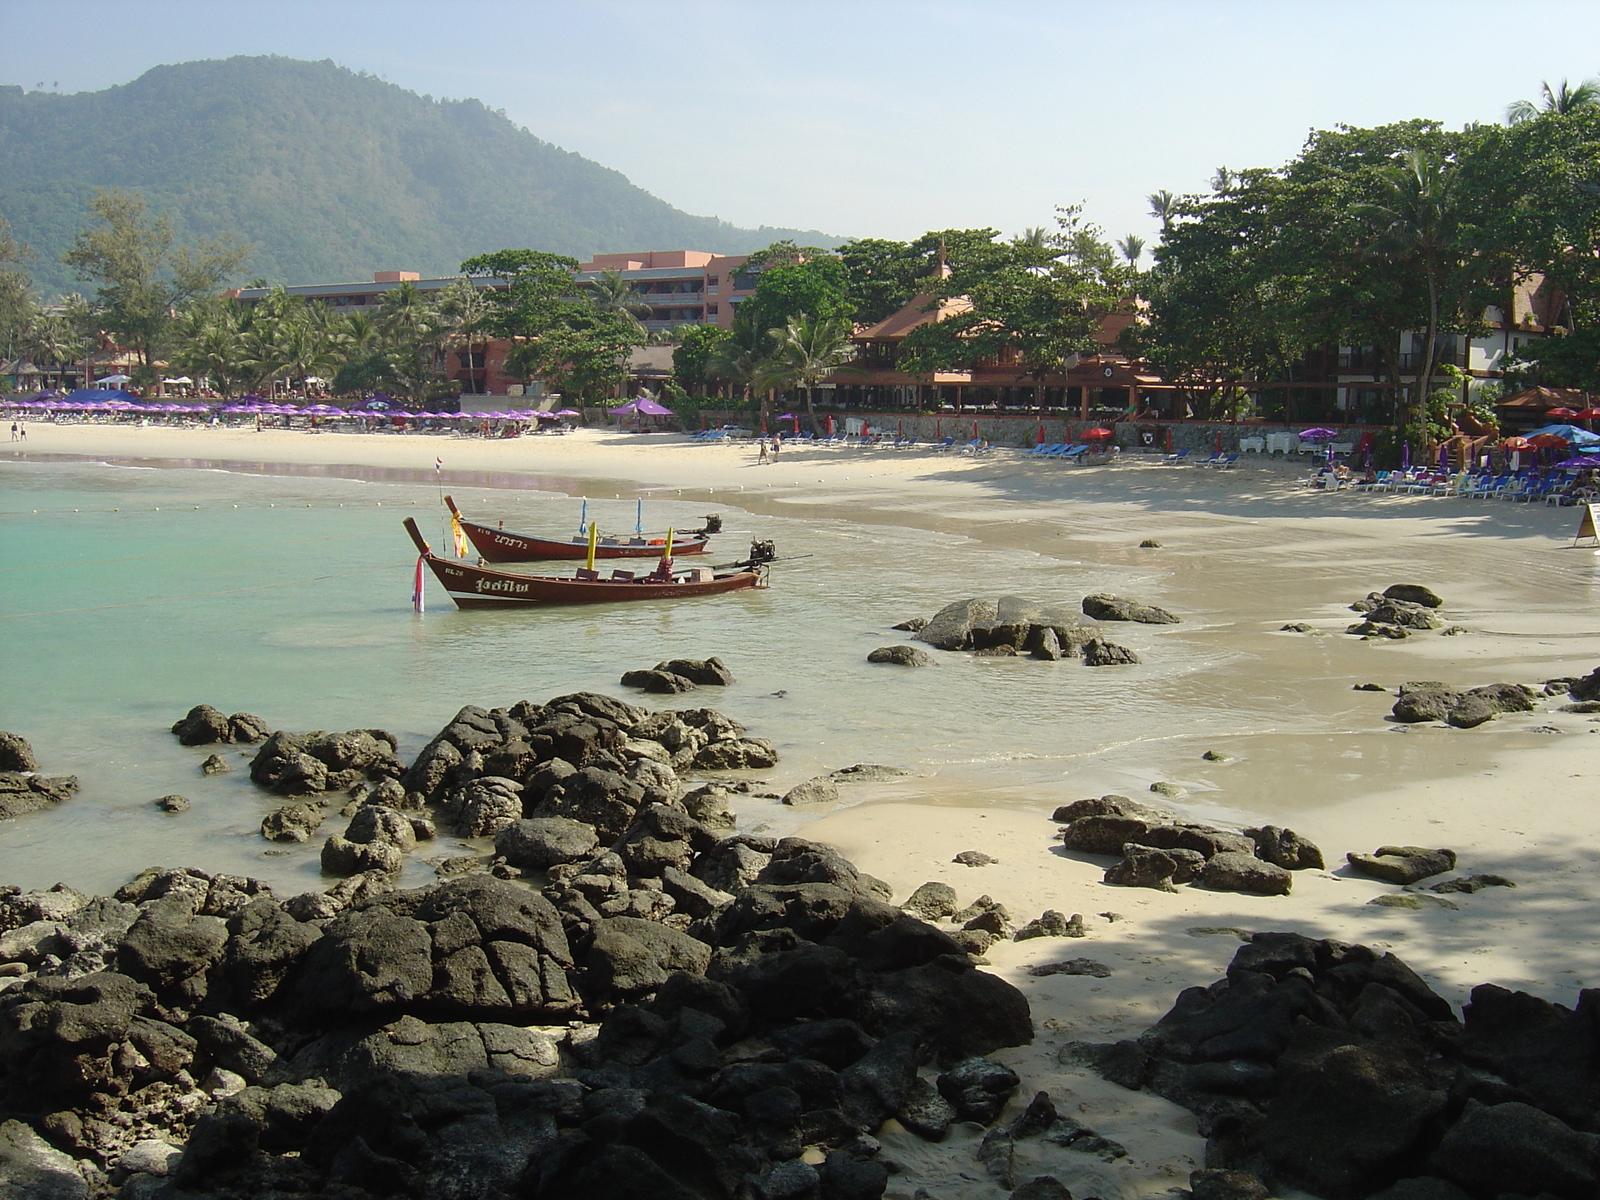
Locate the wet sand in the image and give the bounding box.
[7,422,1599,1198]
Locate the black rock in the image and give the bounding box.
[937,1057,1020,1124]
[621,669,698,694]
[1428,1099,1598,1198]
[1081,593,1179,624]
[1382,583,1443,608]
[866,645,934,667]
[655,657,734,686]
[0,732,38,772]
[1346,846,1456,885]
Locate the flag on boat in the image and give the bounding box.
[412,555,427,613]
[450,512,469,559]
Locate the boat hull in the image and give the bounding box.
[458,517,709,562]
[420,553,762,609]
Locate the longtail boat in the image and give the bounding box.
[444,495,718,562]
[404,518,771,609]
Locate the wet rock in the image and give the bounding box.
[1051,794,1168,824]
[1198,852,1292,896]
[1082,639,1141,666]
[1148,781,1186,798]
[1281,622,1317,633]
[1243,825,1325,870]
[0,733,38,774]
[783,776,840,806]
[261,802,324,843]
[916,598,997,650]
[1347,846,1457,885]
[1445,695,1496,728]
[1392,689,1458,723]
[1354,682,1388,692]
[1383,583,1443,608]
[200,753,229,775]
[0,772,80,819]
[454,776,525,837]
[154,794,190,814]
[495,817,599,869]
[891,617,928,632]
[867,645,934,667]
[655,657,734,686]
[619,668,696,694]
[973,644,1018,657]
[1031,628,1064,660]
[693,738,780,770]
[1202,749,1234,761]
[1081,593,1179,624]
[319,836,403,877]
[1134,824,1254,859]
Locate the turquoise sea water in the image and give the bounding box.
[14,451,1552,896]
[0,455,1258,893]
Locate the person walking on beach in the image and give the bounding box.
[757,439,769,465]
[17,422,24,441]
[770,435,780,461]
[8,422,16,441]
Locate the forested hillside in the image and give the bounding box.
[0,56,842,297]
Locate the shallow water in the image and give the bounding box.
[1,454,1595,894]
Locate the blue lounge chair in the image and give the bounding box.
[1195,452,1224,467]
[1161,448,1190,464]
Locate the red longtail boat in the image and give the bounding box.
[404,518,770,609]
[444,495,717,562]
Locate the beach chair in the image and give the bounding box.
[933,437,956,452]
[1161,448,1190,465]
[1195,452,1224,467]
[1210,453,1240,469]
[1057,445,1091,463]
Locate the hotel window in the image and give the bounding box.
[707,304,718,316]
[707,277,720,293]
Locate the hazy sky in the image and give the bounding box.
[6,0,1600,248]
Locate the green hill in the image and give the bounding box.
[0,56,845,298]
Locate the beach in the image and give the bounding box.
[3,421,1598,1197]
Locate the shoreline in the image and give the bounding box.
[5,422,1598,1196]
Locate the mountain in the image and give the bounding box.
[0,56,845,298]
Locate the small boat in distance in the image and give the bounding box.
[404,518,771,609]
[445,495,719,562]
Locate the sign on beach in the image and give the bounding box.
[1573,503,1600,548]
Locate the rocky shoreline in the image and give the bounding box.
[0,668,1593,1199]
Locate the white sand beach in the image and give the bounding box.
[6,421,1598,1198]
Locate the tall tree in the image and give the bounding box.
[0,214,34,361]
[1354,147,1468,435]
[765,314,854,432]
[62,188,249,373]
[672,323,732,394]
[1506,78,1600,125]
[1147,189,1180,230]
[1116,234,1146,270]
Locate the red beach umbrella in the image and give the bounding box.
[1083,427,1114,439]
[1037,423,1046,444]
[1546,407,1579,419]
[1528,433,1570,449]
[1501,436,1534,451]
[972,420,979,439]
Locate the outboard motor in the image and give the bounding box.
[696,513,724,536]
[745,539,777,566]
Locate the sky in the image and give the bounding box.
[5,0,1600,249]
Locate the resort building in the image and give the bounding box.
[575,250,755,332]
[826,276,1173,419]
[232,250,754,397]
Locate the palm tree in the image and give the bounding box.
[1356,147,1463,438]
[1116,235,1146,270]
[21,308,86,387]
[587,269,650,332]
[432,278,495,395]
[1506,78,1600,124]
[1147,190,1179,230]
[766,314,855,433]
[1015,227,1049,249]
